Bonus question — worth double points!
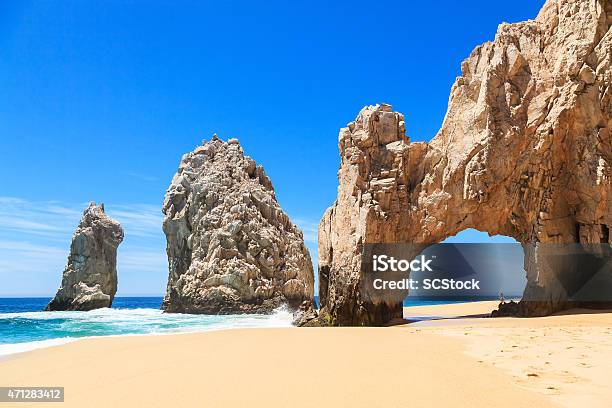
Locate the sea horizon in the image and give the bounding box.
[0,295,513,310]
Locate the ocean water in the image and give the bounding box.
[0,297,294,357]
[0,296,502,357]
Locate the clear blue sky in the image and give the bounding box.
[0,0,543,297]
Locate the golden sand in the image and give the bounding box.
[1,302,610,407]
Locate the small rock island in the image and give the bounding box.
[46,202,124,311]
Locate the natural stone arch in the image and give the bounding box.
[318,0,611,326]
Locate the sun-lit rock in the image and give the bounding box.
[46,203,124,311]
[162,135,315,314]
[319,0,612,325]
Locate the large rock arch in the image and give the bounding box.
[318,0,611,326]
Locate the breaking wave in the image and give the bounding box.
[0,306,294,356]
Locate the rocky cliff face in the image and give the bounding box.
[319,0,612,325]
[162,136,315,314]
[46,203,124,311]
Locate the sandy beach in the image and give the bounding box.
[1,301,611,407]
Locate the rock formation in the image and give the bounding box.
[319,0,612,325]
[46,203,124,311]
[162,136,315,314]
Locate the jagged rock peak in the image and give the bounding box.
[342,103,407,146]
[46,202,124,311]
[162,135,315,314]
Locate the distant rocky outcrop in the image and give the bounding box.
[162,136,315,314]
[319,0,611,325]
[46,203,124,311]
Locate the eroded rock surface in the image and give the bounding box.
[319,0,612,325]
[162,136,314,314]
[46,203,124,311]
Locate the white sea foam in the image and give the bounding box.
[0,307,295,356]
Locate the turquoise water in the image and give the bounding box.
[0,297,293,356]
[0,296,501,356]
[0,297,163,314]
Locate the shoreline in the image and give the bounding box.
[0,299,499,358]
[0,305,297,358]
[2,301,610,407]
[0,318,295,360]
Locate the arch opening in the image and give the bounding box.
[402,229,526,316]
